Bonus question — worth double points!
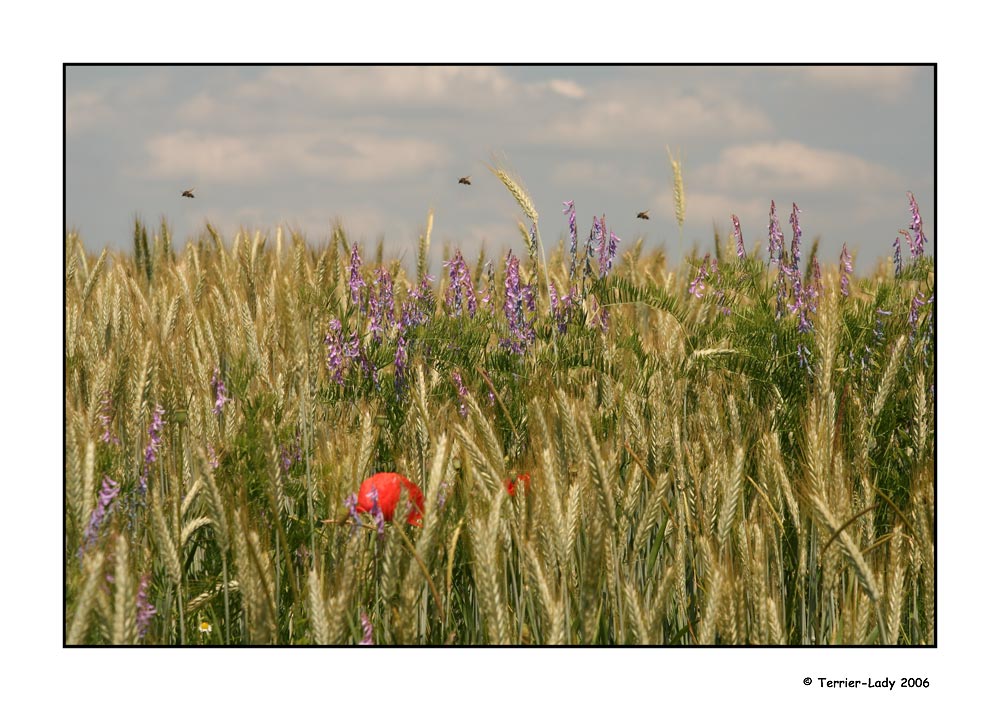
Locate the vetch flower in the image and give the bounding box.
[444,250,476,318]
[81,476,120,554]
[789,203,802,272]
[401,274,435,330]
[355,472,425,526]
[893,234,904,277]
[344,492,363,530]
[732,214,745,260]
[98,390,119,446]
[367,267,396,345]
[768,201,785,264]
[141,404,165,496]
[839,244,853,297]
[907,191,926,257]
[350,242,364,309]
[210,368,231,415]
[136,573,156,640]
[563,200,578,279]
[359,611,374,646]
[394,336,408,395]
[501,251,536,354]
[452,371,469,418]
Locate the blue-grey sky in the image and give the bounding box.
[66,65,933,270]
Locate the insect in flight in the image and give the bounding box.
[181,189,196,198]
[458,176,471,186]
[636,210,650,220]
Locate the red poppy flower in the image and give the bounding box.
[505,472,531,496]
[356,472,425,525]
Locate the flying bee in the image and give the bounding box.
[458,176,471,186]
[636,210,650,220]
[181,189,196,198]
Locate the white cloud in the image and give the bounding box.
[66,90,114,134]
[536,92,772,146]
[695,140,903,192]
[546,79,586,100]
[145,130,448,183]
[799,66,920,100]
[237,66,516,108]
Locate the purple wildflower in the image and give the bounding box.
[367,487,385,536]
[907,192,926,257]
[136,573,156,641]
[797,342,812,372]
[207,444,220,470]
[279,434,302,474]
[98,390,119,446]
[350,243,364,309]
[810,254,823,296]
[140,404,165,496]
[839,244,853,297]
[344,492,363,530]
[81,476,120,554]
[444,250,476,318]
[732,214,745,260]
[549,283,576,334]
[768,201,785,264]
[501,252,536,354]
[563,201,578,279]
[402,274,435,329]
[774,263,793,320]
[893,234,903,277]
[367,267,396,345]
[688,255,710,299]
[359,611,374,646]
[325,319,361,385]
[605,227,620,277]
[452,371,469,418]
[394,336,408,394]
[789,203,802,271]
[210,368,231,415]
[874,308,891,344]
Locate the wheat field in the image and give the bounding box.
[64,188,934,645]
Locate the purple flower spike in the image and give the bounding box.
[768,201,785,264]
[350,243,364,309]
[909,292,927,342]
[893,234,903,277]
[394,335,408,394]
[210,368,231,415]
[344,492,363,529]
[500,251,536,354]
[839,244,853,297]
[81,476,120,554]
[140,404,165,496]
[789,203,802,271]
[136,573,156,641]
[445,250,476,319]
[359,611,374,646]
[367,267,396,345]
[368,487,385,536]
[325,319,361,385]
[452,371,469,418]
[907,192,925,257]
[98,391,119,446]
[732,214,745,259]
[688,256,709,299]
[563,200,578,279]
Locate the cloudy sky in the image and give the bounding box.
[66,65,933,270]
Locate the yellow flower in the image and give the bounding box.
[199,621,212,635]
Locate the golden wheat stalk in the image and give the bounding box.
[666,146,686,233]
